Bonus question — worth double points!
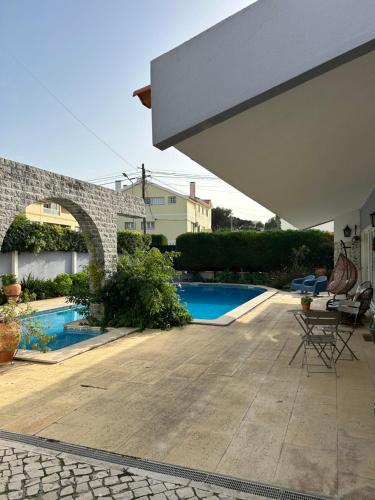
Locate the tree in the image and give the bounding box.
[212,206,264,231]
[212,207,232,231]
[264,215,281,231]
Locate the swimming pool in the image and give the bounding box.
[177,284,267,321]
[21,306,100,351]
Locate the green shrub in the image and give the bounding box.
[176,230,333,272]
[0,288,5,305]
[1,274,17,286]
[100,248,191,330]
[270,272,296,290]
[2,214,87,254]
[2,215,166,257]
[71,272,89,296]
[117,230,151,255]
[238,272,273,286]
[216,270,239,283]
[20,274,54,300]
[53,273,73,296]
[151,234,168,246]
[190,272,203,282]
[21,272,88,301]
[68,272,94,318]
[20,290,37,303]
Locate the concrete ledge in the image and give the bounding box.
[14,326,139,364]
[64,319,102,332]
[185,283,278,326]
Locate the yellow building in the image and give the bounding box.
[118,181,211,244]
[25,202,80,230]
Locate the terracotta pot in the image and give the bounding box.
[315,268,327,277]
[3,283,21,302]
[0,322,21,363]
[302,303,311,313]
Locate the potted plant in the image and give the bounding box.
[301,295,313,312]
[1,274,21,302]
[0,300,52,363]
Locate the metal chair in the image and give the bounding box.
[291,275,315,292]
[300,310,339,376]
[327,281,373,322]
[301,275,328,296]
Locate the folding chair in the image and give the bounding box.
[300,310,339,376]
[335,304,359,361]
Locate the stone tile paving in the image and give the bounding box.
[0,440,268,500]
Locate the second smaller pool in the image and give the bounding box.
[21,306,100,351]
[178,284,266,320]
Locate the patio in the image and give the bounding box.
[0,293,374,499]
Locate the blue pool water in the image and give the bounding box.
[21,306,100,351]
[177,284,266,320]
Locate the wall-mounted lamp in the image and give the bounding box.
[343,225,352,238]
[370,212,375,228]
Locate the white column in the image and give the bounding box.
[71,251,78,274]
[11,250,18,278]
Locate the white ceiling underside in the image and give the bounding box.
[175,51,375,229]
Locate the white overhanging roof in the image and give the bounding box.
[150,0,375,229]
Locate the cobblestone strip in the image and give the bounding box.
[0,440,267,500]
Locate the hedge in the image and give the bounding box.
[176,230,333,272]
[1,218,157,256]
[151,234,168,246]
[117,230,151,255]
[1,215,87,254]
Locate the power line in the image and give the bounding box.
[151,176,240,194]
[95,174,271,216]
[7,50,136,170]
[87,171,138,182]
[91,170,272,220]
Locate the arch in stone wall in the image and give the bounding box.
[0,157,145,277]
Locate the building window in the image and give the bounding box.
[145,197,164,205]
[141,221,155,230]
[43,202,60,215]
[168,196,176,204]
[46,222,68,227]
[124,221,135,230]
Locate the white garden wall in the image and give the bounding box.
[0,251,89,281]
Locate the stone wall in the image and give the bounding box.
[0,157,145,276]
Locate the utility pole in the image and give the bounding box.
[141,163,147,234]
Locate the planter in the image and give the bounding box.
[0,322,21,363]
[315,268,326,277]
[302,303,311,313]
[3,284,21,302]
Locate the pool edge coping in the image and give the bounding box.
[14,325,140,364]
[184,283,278,326]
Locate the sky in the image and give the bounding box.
[0,0,280,223]
[0,1,332,228]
